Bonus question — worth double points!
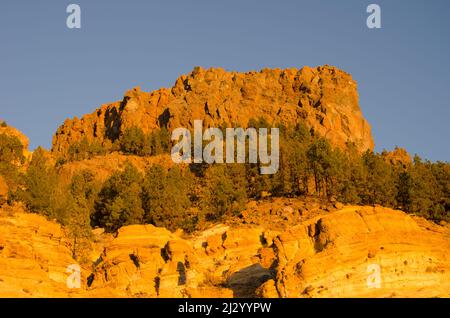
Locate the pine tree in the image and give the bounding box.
[93,163,144,232]
[360,150,396,206]
[0,133,24,195]
[61,194,92,260]
[306,138,333,197]
[396,171,412,211]
[337,152,365,204]
[202,164,247,220]
[17,147,58,217]
[142,165,192,231]
[408,155,443,220]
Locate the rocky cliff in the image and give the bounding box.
[1,202,448,298]
[51,65,374,157]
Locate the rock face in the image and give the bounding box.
[261,206,450,298]
[86,224,267,298]
[0,205,80,297]
[1,202,449,298]
[383,147,412,167]
[52,65,374,158]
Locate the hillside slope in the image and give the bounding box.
[1,202,448,298]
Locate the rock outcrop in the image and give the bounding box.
[52,65,374,158]
[260,206,450,298]
[383,147,412,167]
[0,123,31,161]
[1,202,449,298]
[0,123,29,152]
[0,205,81,297]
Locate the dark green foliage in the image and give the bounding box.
[70,169,100,212]
[306,138,334,197]
[359,150,396,206]
[66,127,170,161]
[142,165,192,231]
[55,157,65,166]
[336,152,365,204]
[91,163,195,233]
[202,164,247,220]
[68,137,106,161]
[119,127,150,156]
[62,170,99,259]
[4,147,95,260]
[93,163,144,232]
[243,122,448,223]
[247,117,271,129]
[405,156,448,222]
[60,193,92,260]
[430,161,450,217]
[0,134,25,197]
[396,171,413,211]
[119,127,170,156]
[149,127,170,155]
[0,133,25,164]
[0,121,7,127]
[272,124,309,197]
[7,118,449,236]
[246,163,273,198]
[15,147,59,217]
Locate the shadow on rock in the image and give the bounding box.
[226,263,272,298]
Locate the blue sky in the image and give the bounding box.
[1,0,449,161]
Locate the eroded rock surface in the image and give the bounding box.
[0,203,449,298]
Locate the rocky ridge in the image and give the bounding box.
[52,65,374,158]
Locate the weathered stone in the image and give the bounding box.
[52,66,374,158]
[1,203,449,298]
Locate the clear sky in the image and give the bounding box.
[1,0,449,161]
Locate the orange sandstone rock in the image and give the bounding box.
[52,66,374,158]
[1,202,448,298]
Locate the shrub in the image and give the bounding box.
[68,137,106,161]
[149,127,170,155]
[119,127,150,156]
